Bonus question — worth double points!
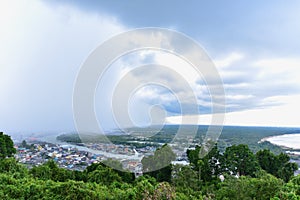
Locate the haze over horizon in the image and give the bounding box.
[1,0,300,134]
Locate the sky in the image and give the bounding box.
[1,0,300,134]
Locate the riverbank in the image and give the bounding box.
[260,133,300,150]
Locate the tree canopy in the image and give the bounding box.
[0,132,16,159]
[256,149,298,182]
[223,144,260,177]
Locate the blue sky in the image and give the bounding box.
[1,0,300,134]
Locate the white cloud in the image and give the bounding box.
[166,53,300,127]
[223,83,250,89]
[226,94,255,101]
[213,52,244,69]
[111,49,300,128]
[224,94,300,127]
[166,94,300,127]
[253,58,300,84]
[166,114,213,125]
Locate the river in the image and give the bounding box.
[38,133,141,160]
[261,133,300,149]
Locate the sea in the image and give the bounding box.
[262,134,300,149]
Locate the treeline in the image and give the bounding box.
[1,132,300,199]
[56,125,290,154]
[1,157,299,199]
[57,133,162,148]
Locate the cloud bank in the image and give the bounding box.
[0,0,125,133]
[1,1,300,134]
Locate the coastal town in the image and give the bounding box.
[11,127,300,177]
[14,140,189,176]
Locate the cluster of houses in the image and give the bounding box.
[14,141,160,175]
[13,138,190,177]
[15,142,100,171]
[85,143,136,155]
[15,140,298,178]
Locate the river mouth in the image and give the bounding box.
[261,133,300,151]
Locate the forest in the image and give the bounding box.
[1,132,300,199]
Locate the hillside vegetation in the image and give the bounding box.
[1,132,300,199]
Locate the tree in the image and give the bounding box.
[272,175,300,200]
[0,157,28,178]
[0,132,16,159]
[30,164,52,180]
[142,144,176,172]
[278,162,298,183]
[21,140,28,148]
[187,145,201,167]
[256,149,278,175]
[256,150,298,182]
[142,144,176,182]
[102,158,135,183]
[30,160,75,182]
[134,175,157,199]
[85,162,135,183]
[88,167,121,185]
[171,164,199,194]
[216,171,283,200]
[102,158,123,171]
[223,144,259,177]
[187,144,222,182]
[151,182,176,200]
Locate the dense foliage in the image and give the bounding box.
[257,149,298,182]
[0,132,16,159]
[142,144,175,182]
[0,132,300,199]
